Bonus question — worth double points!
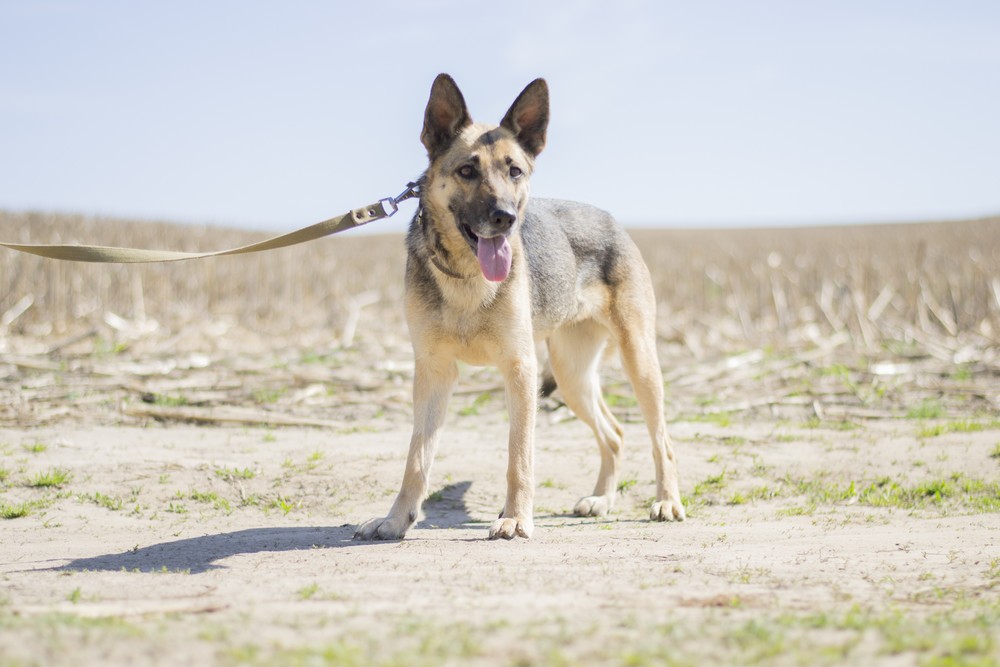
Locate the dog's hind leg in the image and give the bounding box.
[547,320,624,517]
[611,288,685,522]
[354,354,458,540]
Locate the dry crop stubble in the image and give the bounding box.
[1,211,407,343]
[3,212,999,349]
[2,211,1000,429]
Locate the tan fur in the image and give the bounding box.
[354,75,684,541]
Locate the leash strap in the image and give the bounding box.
[1,183,419,263]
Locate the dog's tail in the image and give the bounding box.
[539,370,558,398]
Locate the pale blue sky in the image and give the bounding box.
[2,1,998,233]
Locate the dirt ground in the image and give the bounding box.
[2,385,999,665]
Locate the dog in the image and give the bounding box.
[354,74,685,541]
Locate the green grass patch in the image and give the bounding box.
[458,391,492,417]
[300,351,336,365]
[189,490,220,503]
[907,399,945,420]
[1,501,33,519]
[752,472,1000,516]
[604,392,638,408]
[683,411,732,427]
[802,418,858,431]
[297,582,320,600]
[222,601,1000,667]
[188,490,232,512]
[952,364,973,381]
[0,495,53,519]
[918,419,1000,439]
[617,477,638,494]
[215,466,257,481]
[830,420,859,431]
[83,492,124,511]
[729,486,778,505]
[27,468,71,488]
[949,419,1000,433]
[918,424,946,438]
[791,474,1000,513]
[152,393,189,407]
[268,495,298,515]
[252,388,285,404]
[693,471,728,498]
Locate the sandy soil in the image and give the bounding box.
[2,407,998,665]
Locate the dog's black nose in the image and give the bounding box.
[491,208,516,230]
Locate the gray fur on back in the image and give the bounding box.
[521,198,634,331]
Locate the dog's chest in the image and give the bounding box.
[431,281,533,366]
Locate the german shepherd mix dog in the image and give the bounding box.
[354,74,685,541]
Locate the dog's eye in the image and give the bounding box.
[457,165,478,180]
[509,166,523,179]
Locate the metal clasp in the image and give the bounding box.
[393,181,421,206]
[375,198,399,218]
[372,182,420,220]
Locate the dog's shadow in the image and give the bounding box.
[57,481,477,574]
[416,480,477,530]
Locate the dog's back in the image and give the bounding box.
[522,197,644,334]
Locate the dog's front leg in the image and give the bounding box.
[354,354,457,540]
[489,355,537,540]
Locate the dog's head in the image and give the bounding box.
[420,74,549,282]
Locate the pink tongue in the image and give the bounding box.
[476,236,512,282]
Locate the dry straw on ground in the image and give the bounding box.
[3,211,998,348]
[1,210,999,430]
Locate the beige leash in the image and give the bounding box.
[1,183,419,263]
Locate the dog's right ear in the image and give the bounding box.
[421,74,472,158]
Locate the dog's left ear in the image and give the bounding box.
[500,78,549,157]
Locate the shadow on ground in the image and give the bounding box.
[57,481,477,574]
[416,480,478,529]
[58,525,357,574]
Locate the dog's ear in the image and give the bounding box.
[421,74,472,158]
[500,78,549,157]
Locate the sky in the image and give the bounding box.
[1,1,998,233]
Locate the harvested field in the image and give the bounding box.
[1,211,999,666]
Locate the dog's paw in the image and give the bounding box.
[488,515,533,540]
[573,495,612,517]
[650,498,686,522]
[353,515,410,541]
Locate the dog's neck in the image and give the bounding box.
[417,207,471,281]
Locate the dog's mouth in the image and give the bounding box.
[459,223,479,251]
[459,223,512,283]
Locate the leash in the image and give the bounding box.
[0,182,420,263]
